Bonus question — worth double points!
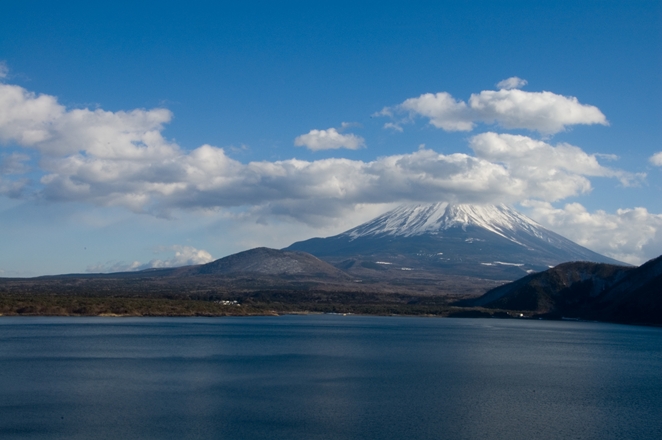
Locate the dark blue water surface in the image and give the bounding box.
[0,316,660,440]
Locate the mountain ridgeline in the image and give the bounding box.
[1,203,658,325]
[462,255,662,325]
[177,247,349,278]
[286,203,623,280]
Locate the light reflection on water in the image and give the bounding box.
[0,316,661,440]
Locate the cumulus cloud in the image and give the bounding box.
[399,92,473,131]
[39,146,518,217]
[470,132,643,188]
[0,82,636,225]
[0,83,175,158]
[86,245,214,273]
[649,151,662,166]
[145,245,214,268]
[36,137,633,223]
[294,127,365,151]
[523,201,662,265]
[496,77,528,90]
[468,89,608,134]
[379,80,608,134]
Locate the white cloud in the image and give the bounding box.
[0,82,637,226]
[146,245,214,268]
[38,145,524,217]
[399,92,474,131]
[0,83,175,158]
[468,89,608,134]
[380,81,608,134]
[0,62,8,79]
[383,122,403,132]
[470,132,643,188]
[496,77,528,90]
[36,138,634,224]
[523,201,662,265]
[649,151,662,166]
[86,245,214,273]
[294,127,365,151]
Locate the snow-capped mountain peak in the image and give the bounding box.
[344,203,547,245]
[285,202,624,280]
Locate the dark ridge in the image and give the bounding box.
[460,255,662,325]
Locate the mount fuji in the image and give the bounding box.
[285,203,624,280]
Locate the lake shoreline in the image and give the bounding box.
[1,295,660,328]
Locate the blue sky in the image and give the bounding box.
[0,1,660,275]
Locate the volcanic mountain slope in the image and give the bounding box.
[177,247,349,278]
[34,248,348,280]
[286,203,622,280]
[0,246,498,300]
[463,254,662,325]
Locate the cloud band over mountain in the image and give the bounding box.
[0,82,631,215]
[0,80,658,264]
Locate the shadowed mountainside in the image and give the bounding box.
[460,255,662,325]
[1,246,658,326]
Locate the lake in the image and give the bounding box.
[0,315,660,440]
